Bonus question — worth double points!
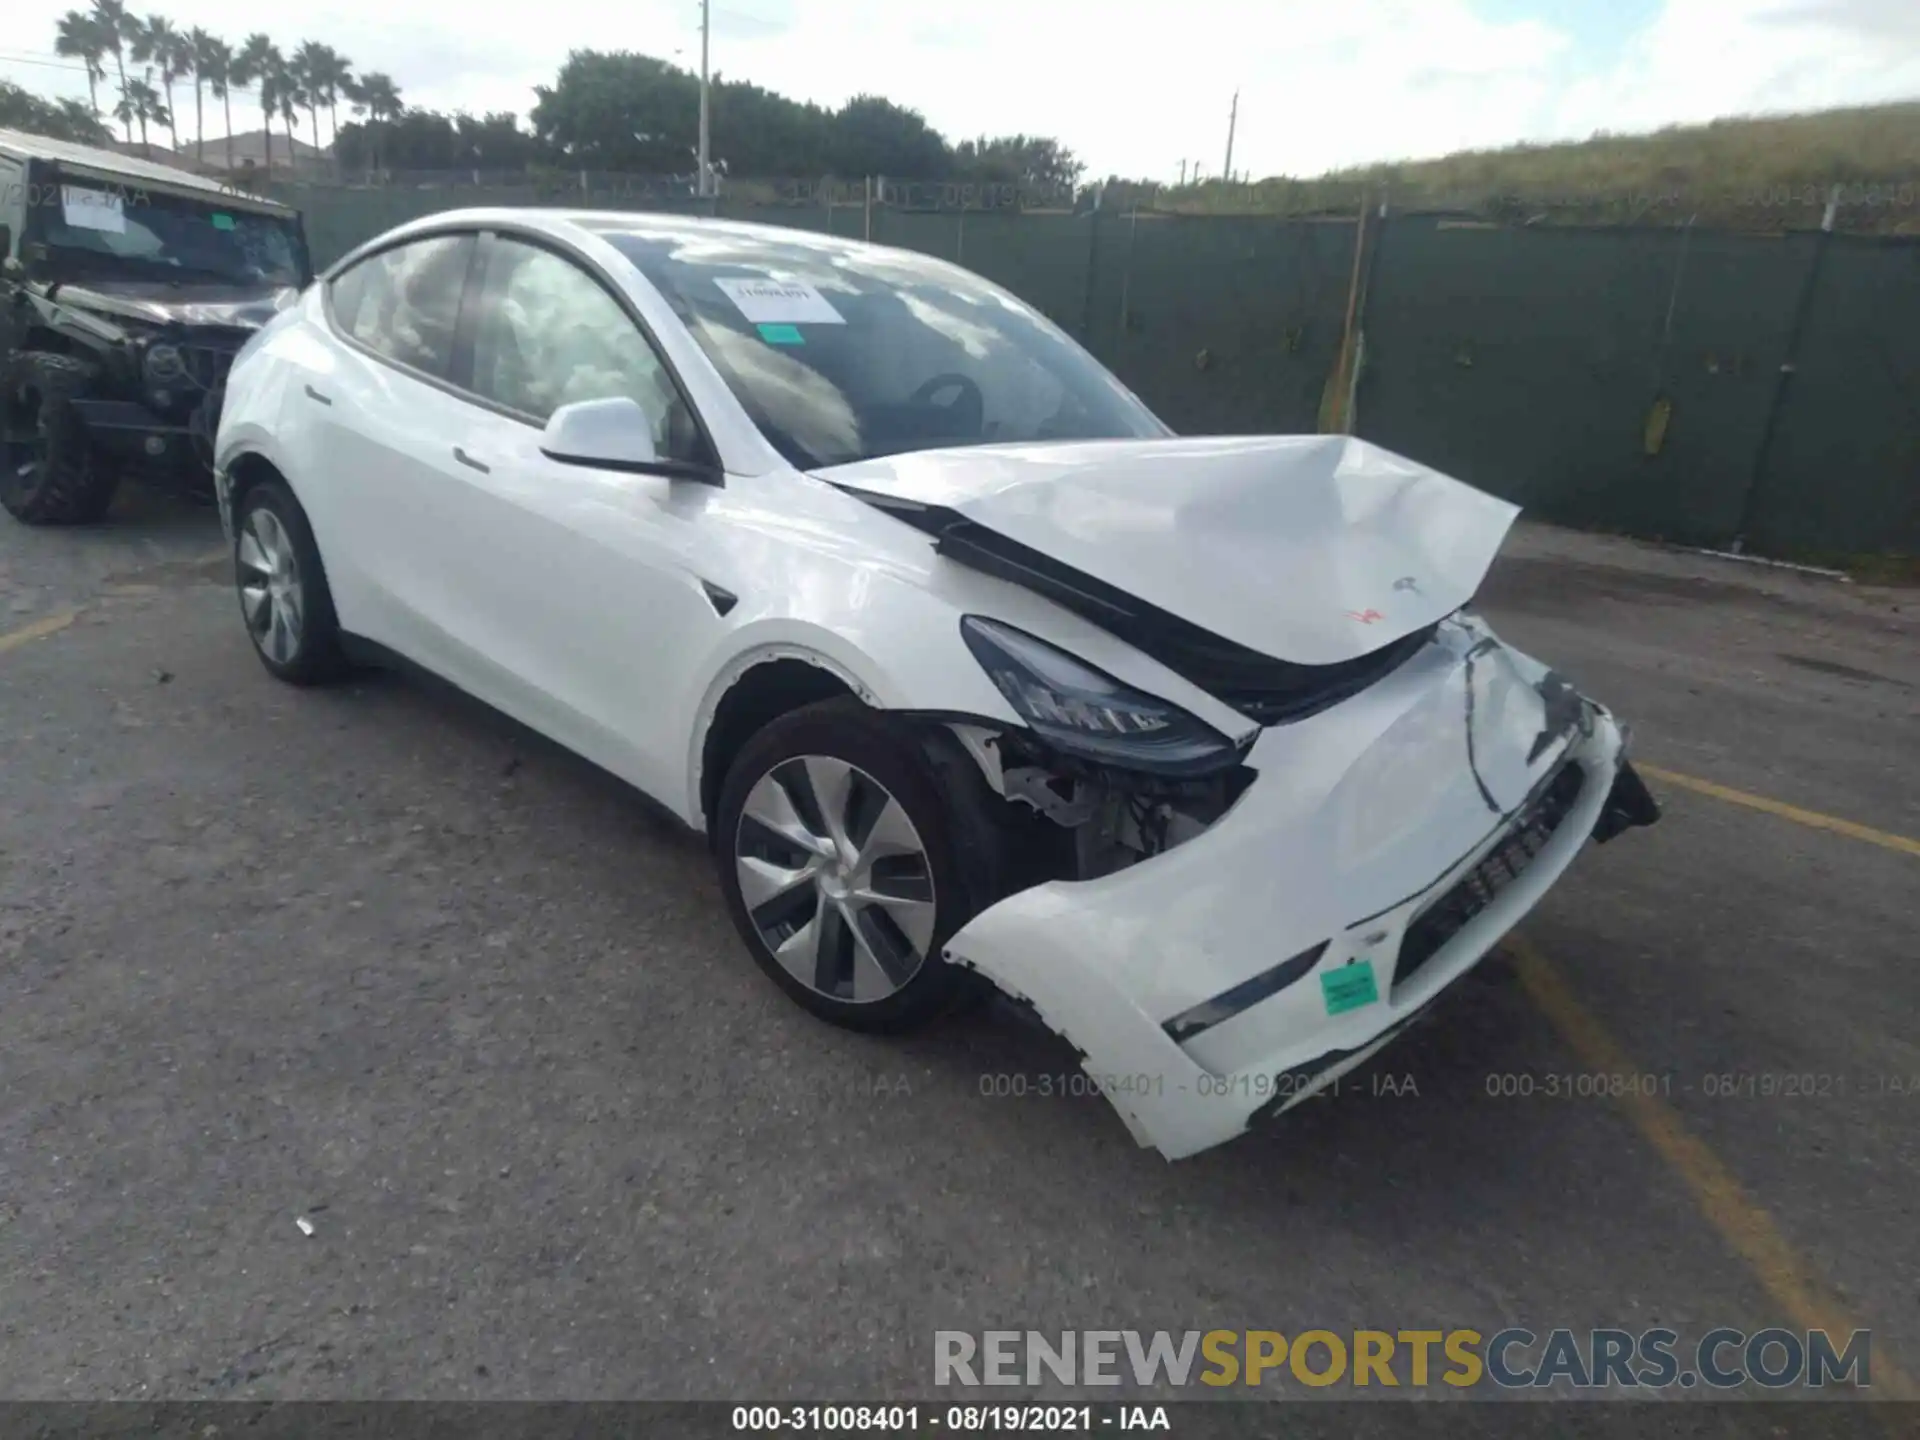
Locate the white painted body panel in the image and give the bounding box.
[215,208,1638,1161]
[943,616,1625,1158]
[820,435,1521,664]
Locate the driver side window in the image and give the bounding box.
[466,237,698,459]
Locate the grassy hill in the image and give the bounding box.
[1153,101,1920,231]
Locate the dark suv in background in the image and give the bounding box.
[0,128,312,524]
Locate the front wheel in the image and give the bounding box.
[714,698,1003,1033]
[1,353,121,525]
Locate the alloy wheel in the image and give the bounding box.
[733,755,939,1003]
[237,506,305,665]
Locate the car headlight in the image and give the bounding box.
[960,616,1242,776]
[142,341,184,383]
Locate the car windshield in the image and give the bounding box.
[593,222,1167,469]
[35,179,308,287]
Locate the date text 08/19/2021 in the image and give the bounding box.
[731,1407,1167,1432]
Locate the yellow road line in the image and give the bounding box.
[1508,932,1913,1400]
[1638,763,1920,860]
[0,607,79,656]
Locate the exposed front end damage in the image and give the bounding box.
[813,435,1660,1157]
[935,613,1658,1160]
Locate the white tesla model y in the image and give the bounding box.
[214,210,1659,1159]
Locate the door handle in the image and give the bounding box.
[303,383,332,406]
[452,446,490,474]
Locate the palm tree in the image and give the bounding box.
[184,27,215,162]
[316,45,355,151]
[290,41,326,160]
[54,11,109,117]
[273,55,304,162]
[352,71,402,127]
[89,0,133,141]
[196,32,233,168]
[130,14,189,152]
[113,71,168,153]
[57,97,111,144]
[230,33,280,177]
[348,71,402,176]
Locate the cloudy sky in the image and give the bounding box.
[7,0,1920,179]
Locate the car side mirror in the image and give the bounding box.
[539,396,661,472]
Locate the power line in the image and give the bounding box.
[0,51,104,76]
[0,47,275,102]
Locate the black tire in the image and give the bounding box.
[714,697,1007,1033]
[233,476,348,685]
[1,353,121,525]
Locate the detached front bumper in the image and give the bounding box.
[943,628,1653,1161]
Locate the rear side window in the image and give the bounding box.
[327,233,475,379]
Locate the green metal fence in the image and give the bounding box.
[277,181,1919,561]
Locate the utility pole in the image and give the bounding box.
[1178,158,1188,186]
[1222,90,1238,185]
[698,0,712,197]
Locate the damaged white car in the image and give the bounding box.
[214,210,1660,1159]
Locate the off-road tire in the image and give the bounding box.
[2,353,121,525]
[715,698,1007,1033]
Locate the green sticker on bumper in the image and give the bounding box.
[1320,960,1379,1015]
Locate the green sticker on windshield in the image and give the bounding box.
[757,323,804,345]
[1320,960,1379,1016]
[210,212,236,231]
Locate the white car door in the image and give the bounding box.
[379,231,733,806]
[296,229,486,659]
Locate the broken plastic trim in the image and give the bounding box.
[1247,1000,1439,1129]
[992,723,1259,806]
[1592,760,1661,843]
[1161,940,1330,1044]
[832,487,1438,726]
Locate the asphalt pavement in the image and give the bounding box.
[0,488,1914,1402]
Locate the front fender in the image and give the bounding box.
[678,613,1024,827]
[213,299,321,540]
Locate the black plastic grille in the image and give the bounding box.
[148,329,247,399]
[1392,762,1585,991]
[179,326,251,388]
[180,343,238,390]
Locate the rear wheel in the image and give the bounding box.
[234,477,348,685]
[2,353,121,525]
[715,698,1004,1032]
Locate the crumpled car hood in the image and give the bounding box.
[818,435,1520,666]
